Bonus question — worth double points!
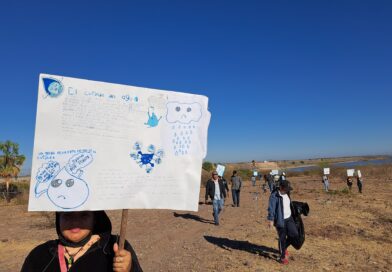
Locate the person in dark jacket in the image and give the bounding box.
[357,176,363,193]
[266,173,275,192]
[21,210,142,272]
[230,170,242,207]
[347,177,353,191]
[219,175,230,201]
[205,171,227,225]
[267,180,298,265]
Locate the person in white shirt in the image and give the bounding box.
[205,171,227,225]
[267,180,298,265]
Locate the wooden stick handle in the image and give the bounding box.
[119,209,129,250]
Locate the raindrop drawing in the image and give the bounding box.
[42,77,63,97]
[166,102,202,156]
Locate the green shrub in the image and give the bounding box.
[202,161,214,172]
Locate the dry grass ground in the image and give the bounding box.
[1,168,391,271]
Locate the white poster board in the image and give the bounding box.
[253,171,258,176]
[216,164,225,177]
[323,168,330,175]
[29,74,211,212]
[347,169,355,177]
[357,170,362,178]
[271,169,279,175]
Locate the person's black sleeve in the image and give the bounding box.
[124,240,143,272]
[205,181,210,201]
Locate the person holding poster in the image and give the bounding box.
[347,177,353,191]
[357,176,363,193]
[205,171,227,225]
[322,175,330,192]
[21,211,142,272]
[251,175,256,186]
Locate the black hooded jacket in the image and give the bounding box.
[21,211,142,272]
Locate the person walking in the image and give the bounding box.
[267,180,298,265]
[251,175,256,186]
[267,173,275,192]
[219,175,230,202]
[347,177,353,192]
[357,176,363,193]
[322,175,330,192]
[205,171,226,225]
[230,170,242,207]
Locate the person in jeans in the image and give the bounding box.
[230,170,242,207]
[205,171,227,225]
[267,179,298,265]
[266,173,275,192]
[322,175,329,192]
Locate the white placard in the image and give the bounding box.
[216,164,225,177]
[29,74,211,212]
[253,171,258,176]
[324,168,330,175]
[271,169,279,175]
[357,170,362,178]
[347,169,355,177]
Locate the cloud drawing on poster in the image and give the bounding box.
[166,102,202,156]
[166,102,202,124]
[34,153,93,209]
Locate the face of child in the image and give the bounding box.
[59,211,94,243]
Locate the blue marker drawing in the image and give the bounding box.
[42,77,63,97]
[130,142,164,173]
[144,107,162,128]
[165,101,202,156]
[34,153,93,209]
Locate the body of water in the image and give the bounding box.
[287,157,392,173]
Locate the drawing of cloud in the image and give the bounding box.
[66,153,93,177]
[35,161,61,197]
[166,102,202,124]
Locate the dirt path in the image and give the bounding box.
[1,176,391,271]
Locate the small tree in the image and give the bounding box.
[202,161,214,172]
[0,140,25,202]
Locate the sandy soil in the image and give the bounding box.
[1,175,391,272]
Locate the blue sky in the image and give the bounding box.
[1,1,391,174]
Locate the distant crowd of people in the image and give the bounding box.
[322,175,363,193]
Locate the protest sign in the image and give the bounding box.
[253,171,258,177]
[271,169,279,175]
[216,164,225,177]
[357,170,362,178]
[347,169,355,177]
[29,74,211,212]
[324,168,330,175]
